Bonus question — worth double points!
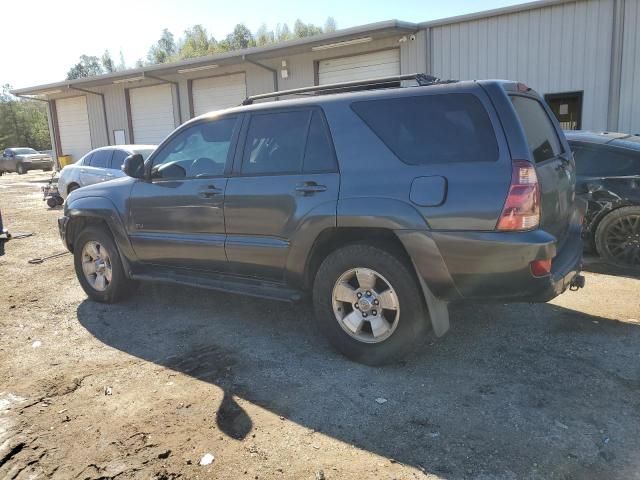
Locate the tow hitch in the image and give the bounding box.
[569,274,586,291]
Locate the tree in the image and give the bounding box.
[147,28,176,64]
[66,55,103,80]
[293,19,322,38]
[324,17,337,33]
[275,23,292,42]
[101,50,115,73]
[0,84,51,151]
[118,50,127,71]
[179,24,216,58]
[225,23,254,50]
[255,24,274,46]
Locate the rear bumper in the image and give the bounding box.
[397,213,584,303]
[24,160,53,170]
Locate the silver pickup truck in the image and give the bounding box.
[0,147,54,175]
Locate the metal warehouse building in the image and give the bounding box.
[12,0,640,162]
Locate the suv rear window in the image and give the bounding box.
[351,93,498,165]
[511,96,563,163]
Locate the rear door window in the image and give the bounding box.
[89,150,113,168]
[351,93,499,165]
[241,110,309,175]
[572,144,640,177]
[511,96,563,163]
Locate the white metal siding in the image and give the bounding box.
[56,96,92,161]
[192,73,247,116]
[619,0,640,133]
[429,0,614,131]
[130,84,175,144]
[318,49,400,85]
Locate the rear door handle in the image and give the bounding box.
[198,185,222,198]
[295,182,327,195]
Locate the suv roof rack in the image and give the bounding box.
[241,73,457,105]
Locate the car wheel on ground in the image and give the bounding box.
[16,163,26,175]
[595,206,640,267]
[73,226,137,303]
[313,243,429,365]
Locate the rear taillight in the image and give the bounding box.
[497,160,540,231]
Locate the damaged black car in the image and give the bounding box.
[565,131,640,267]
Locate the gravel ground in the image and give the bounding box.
[1,171,639,480]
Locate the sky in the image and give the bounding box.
[1,0,528,89]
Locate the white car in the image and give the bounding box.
[58,145,156,200]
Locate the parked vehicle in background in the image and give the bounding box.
[564,131,640,267]
[58,77,585,365]
[0,148,53,175]
[57,145,156,200]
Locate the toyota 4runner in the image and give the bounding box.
[58,77,586,365]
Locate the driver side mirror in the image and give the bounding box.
[122,154,146,180]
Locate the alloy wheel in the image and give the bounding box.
[331,267,400,343]
[604,214,640,266]
[81,241,113,291]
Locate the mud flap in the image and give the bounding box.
[416,273,450,337]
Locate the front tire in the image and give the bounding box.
[595,206,640,267]
[313,244,429,365]
[73,226,137,303]
[16,163,26,175]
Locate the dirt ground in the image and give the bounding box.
[0,171,639,480]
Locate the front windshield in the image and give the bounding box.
[134,149,155,161]
[13,148,38,155]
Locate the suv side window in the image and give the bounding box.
[110,150,128,170]
[241,110,310,175]
[90,150,113,169]
[151,117,238,179]
[303,110,337,173]
[511,95,563,163]
[351,93,499,165]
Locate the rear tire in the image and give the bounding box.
[595,206,640,267]
[73,226,137,303]
[16,163,26,175]
[313,243,429,365]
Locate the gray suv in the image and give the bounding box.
[58,78,585,365]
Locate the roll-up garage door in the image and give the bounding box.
[129,84,176,144]
[56,96,92,161]
[318,49,400,85]
[192,73,247,116]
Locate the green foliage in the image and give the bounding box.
[102,50,116,73]
[324,17,337,33]
[293,19,323,38]
[147,29,177,64]
[66,55,104,80]
[66,17,338,76]
[179,24,217,58]
[0,85,51,151]
[225,24,255,50]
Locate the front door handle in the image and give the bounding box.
[295,182,327,196]
[198,185,222,198]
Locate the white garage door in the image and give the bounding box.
[192,73,247,116]
[318,49,400,85]
[56,96,92,161]
[129,84,176,144]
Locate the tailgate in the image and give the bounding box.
[510,94,576,245]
